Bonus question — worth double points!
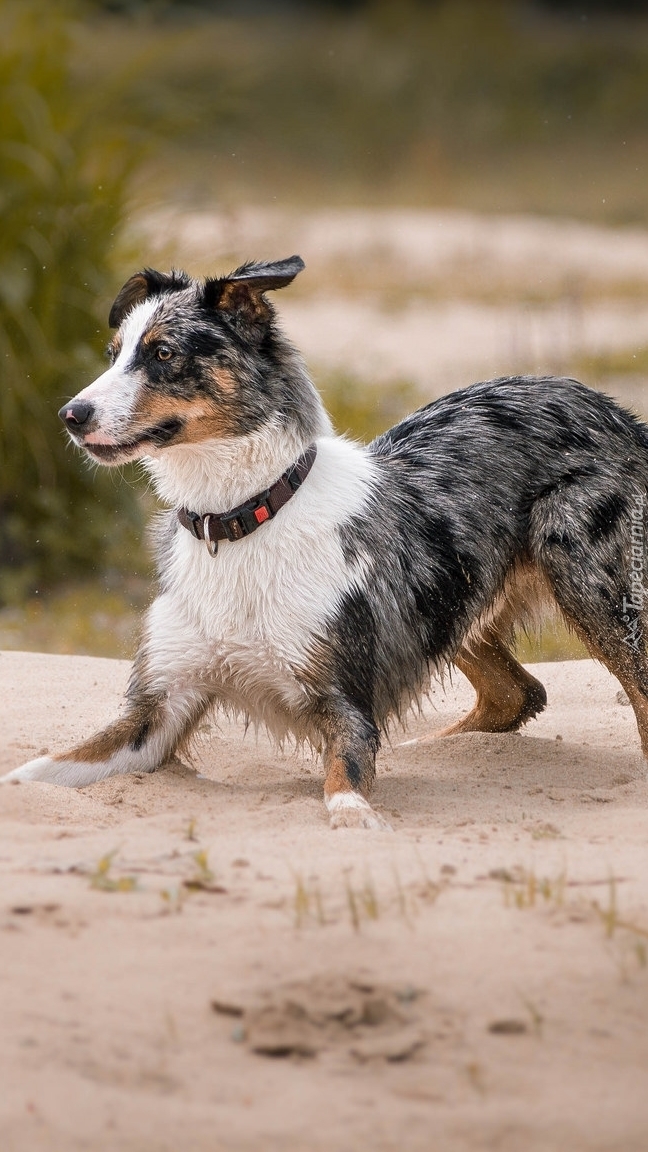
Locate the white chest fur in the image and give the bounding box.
[151,437,377,737]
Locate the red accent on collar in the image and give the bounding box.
[177,443,317,556]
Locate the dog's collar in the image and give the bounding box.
[177,443,317,556]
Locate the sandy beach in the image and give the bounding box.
[2,648,648,1151]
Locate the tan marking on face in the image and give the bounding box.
[109,333,122,359]
[133,390,239,441]
[209,366,238,394]
[141,324,167,347]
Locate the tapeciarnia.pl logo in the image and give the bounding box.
[622,490,646,652]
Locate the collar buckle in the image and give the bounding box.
[178,443,317,557]
[221,511,248,542]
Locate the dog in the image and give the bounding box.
[3,254,648,829]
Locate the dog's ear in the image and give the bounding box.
[202,256,305,324]
[108,268,191,328]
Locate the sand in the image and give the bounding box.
[2,648,648,1151]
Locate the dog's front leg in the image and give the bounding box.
[1,595,214,787]
[316,703,391,831]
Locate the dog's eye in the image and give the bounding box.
[155,345,174,362]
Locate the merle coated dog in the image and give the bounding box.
[3,256,648,829]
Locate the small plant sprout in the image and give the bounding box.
[194,850,214,883]
[465,1061,486,1095]
[392,866,410,923]
[519,994,544,1037]
[292,872,326,928]
[415,851,445,904]
[344,873,361,932]
[293,873,310,928]
[391,865,424,927]
[598,874,619,939]
[182,850,226,893]
[160,887,186,914]
[342,869,380,931]
[89,851,137,893]
[360,874,379,920]
[593,874,648,974]
[503,868,565,910]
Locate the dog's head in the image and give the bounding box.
[60,256,307,465]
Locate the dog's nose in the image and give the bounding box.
[59,400,94,428]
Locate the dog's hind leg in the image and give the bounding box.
[432,624,547,738]
[0,594,215,786]
[421,566,548,739]
[531,484,648,758]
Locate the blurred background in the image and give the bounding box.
[2,0,648,661]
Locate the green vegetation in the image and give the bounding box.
[0,0,147,604]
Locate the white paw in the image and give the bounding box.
[325,791,393,831]
[0,757,107,787]
[1,757,57,784]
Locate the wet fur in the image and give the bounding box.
[4,256,648,830]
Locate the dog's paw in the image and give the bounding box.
[0,756,100,787]
[326,791,393,831]
[0,757,57,784]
